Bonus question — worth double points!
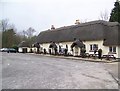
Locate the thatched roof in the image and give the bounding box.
[49,42,57,49]
[33,42,40,48]
[18,41,30,47]
[71,39,85,48]
[36,20,120,46]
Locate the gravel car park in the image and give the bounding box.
[2,53,118,89]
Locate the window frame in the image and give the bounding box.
[89,44,98,52]
[109,46,116,53]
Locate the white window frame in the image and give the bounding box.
[109,46,116,53]
[89,44,98,51]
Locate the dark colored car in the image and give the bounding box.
[7,48,17,53]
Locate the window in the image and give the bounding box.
[109,47,112,52]
[93,44,98,50]
[113,47,116,52]
[90,45,93,51]
[90,44,98,51]
[109,46,116,53]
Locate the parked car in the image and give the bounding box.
[0,48,8,52]
[7,48,17,53]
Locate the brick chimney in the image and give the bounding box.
[75,19,80,24]
[51,25,55,30]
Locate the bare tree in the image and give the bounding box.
[0,30,2,48]
[99,10,109,21]
[22,30,26,38]
[8,24,17,31]
[0,19,16,31]
[81,19,88,23]
[25,27,36,38]
[0,19,9,31]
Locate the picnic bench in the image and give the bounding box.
[85,53,98,59]
[102,54,116,60]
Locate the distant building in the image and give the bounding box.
[18,41,40,53]
[18,41,31,53]
[36,20,120,58]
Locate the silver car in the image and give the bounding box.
[0,48,8,52]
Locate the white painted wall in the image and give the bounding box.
[84,40,105,54]
[102,46,119,58]
[57,42,73,54]
[27,48,31,53]
[18,47,22,52]
[118,46,120,59]
[73,47,81,56]
[41,43,50,53]
[41,40,120,58]
[84,40,119,58]
[41,42,72,54]
[18,47,31,53]
[116,46,120,58]
[32,47,37,53]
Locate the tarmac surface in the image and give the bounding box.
[1,52,119,89]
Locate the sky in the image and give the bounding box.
[0,0,116,35]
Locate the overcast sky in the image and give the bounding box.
[0,0,116,35]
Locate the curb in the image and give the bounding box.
[27,53,119,63]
